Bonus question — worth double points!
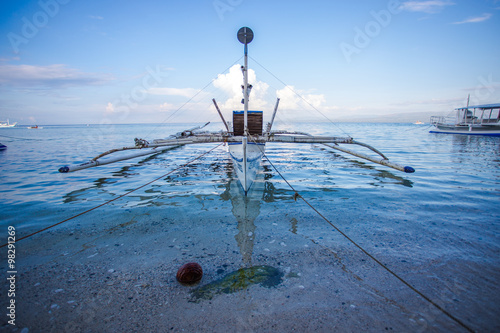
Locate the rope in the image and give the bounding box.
[249,56,352,138]
[0,143,222,248]
[255,139,473,332]
[143,56,243,139]
[0,134,36,140]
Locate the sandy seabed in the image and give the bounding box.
[0,197,496,333]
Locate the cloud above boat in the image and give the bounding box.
[276,85,326,118]
[399,0,455,13]
[452,13,493,24]
[213,64,269,111]
[132,64,329,123]
[0,64,113,88]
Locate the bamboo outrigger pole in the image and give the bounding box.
[266,98,280,134]
[212,99,229,132]
[323,143,415,173]
[58,131,415,174]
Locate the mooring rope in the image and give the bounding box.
[0,134,36,140]
[143,56,243,140]
[255,142,473,332]
[0,143,222,248]
[249,56,353,138]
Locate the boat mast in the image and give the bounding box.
[238,27,254,136]
[237,27,254,194]
[464,94,470,123]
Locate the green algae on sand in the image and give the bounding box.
[190,265,283,302]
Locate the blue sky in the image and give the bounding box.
[0,0,499,124]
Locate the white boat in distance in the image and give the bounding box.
[59,27,415,194]
[430,103,500,136]
[0,120,17,128]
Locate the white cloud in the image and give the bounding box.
[159,102,175,111]
[276,85,326,111]
[212,64,269,111]
[148,87,200,97]
[452,13,492,24]
[0,56,20,62]
[390,97,463,107]
[105,102,114,113]
[400,1,455,13]
[142,65,327,123]
[0,64,113,88]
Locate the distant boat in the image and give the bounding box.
[28,125,43,129]
[414,121,424,125]
[430,103,500,136]
[0,120,17,128]
[0,143,7,150]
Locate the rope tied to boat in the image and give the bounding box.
[134,138,149,147]
[0,143,223,248]
[248,136,472,332]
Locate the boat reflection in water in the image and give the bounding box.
[221,176,265,267]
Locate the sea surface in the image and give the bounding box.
[0,122,499,331]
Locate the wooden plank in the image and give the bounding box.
[233,112,262,135]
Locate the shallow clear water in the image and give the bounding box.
[0,122,499,331]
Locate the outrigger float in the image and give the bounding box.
[59,27,415,194]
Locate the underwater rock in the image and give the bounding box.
[190,265,283,302]
[176,262,203,285]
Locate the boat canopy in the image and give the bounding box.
[456,103,500,110]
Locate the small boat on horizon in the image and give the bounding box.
[28,125,43,129]
[0,120,17,128]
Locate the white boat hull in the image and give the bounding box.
[430,103,500,136]
[430,124,500,136]
[228,139,265,193]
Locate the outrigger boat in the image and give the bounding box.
[59,27,415,194]
[430,97,500,136]
[0,119,17,128]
